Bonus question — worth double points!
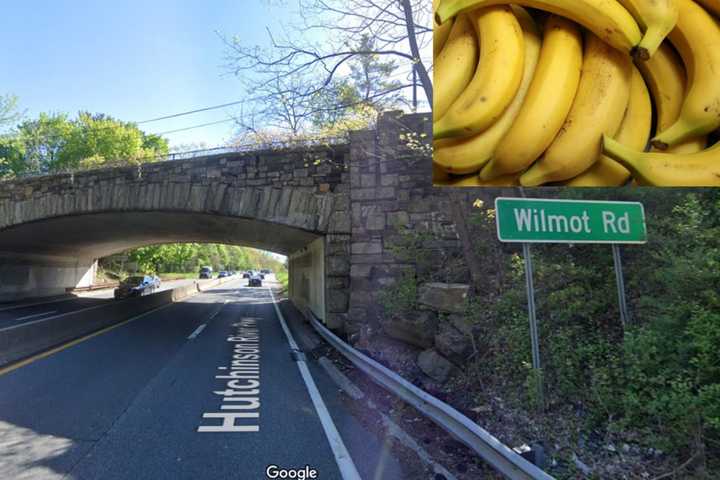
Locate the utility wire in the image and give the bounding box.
[154,118,236,135]
[136,100,246,124]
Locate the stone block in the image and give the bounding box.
[418,283,470,314]
[351,241,382,255]
[417,349,455,383]
[380,310,438,349]
[435,323,473,365]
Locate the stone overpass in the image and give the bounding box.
[0,112,460,336]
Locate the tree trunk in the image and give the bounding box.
[448,190,485,294]
[400,0,433,106]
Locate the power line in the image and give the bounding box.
[155,118,236,135]
[136,100,246,124]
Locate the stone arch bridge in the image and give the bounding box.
[0,113,456,335]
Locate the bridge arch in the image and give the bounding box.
[0,147,352,327]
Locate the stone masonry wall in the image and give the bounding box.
[347,111,463,343]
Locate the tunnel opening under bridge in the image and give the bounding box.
[0,211,348,327]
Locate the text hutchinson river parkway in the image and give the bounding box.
[198,317,261,433]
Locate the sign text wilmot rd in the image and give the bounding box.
[495,197,647,244]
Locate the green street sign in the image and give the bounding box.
[495,197,647,244]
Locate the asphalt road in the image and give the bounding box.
[0,279,198,330]
[0,277,411,480]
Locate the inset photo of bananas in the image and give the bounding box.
[432,0,720,187]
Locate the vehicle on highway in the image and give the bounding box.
[248,274,262,287]
[114,275,159,300]
[242,271,251,278]
[218,271,229,278]
[261,269,270,275]
[199,266,213,279]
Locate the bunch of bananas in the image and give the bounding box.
[432,0,720,187]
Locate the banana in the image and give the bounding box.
[433,6,524,140]
[651,0,720,149]
[433,162,451,183]
[566,66,652,186]
[603,135,720,186]
[480,15,583,181]
[435,0,642,54]
[433,14,478,120]
[519,33,632,186]
[616,0,678,60]
[636,41,707,154]
[434,0,455,56]
[433,7,542,175]
[695,0,720,18]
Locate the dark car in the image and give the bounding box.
[199,266,213,279]
[248,274,262,287]
[114,275,158,300]
[242,271,250,278]
[260,269,270,275]
[218,271,229,278]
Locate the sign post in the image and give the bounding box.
[495,197,647,407]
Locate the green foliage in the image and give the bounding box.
[116,243,285,277]
[120,243,284,275]
[0,111,168,176]
[468,190,720,461]
[275,270,289,290]
[378,272,417,316]
[0,94,23,130]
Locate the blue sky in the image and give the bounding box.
[1,1,290,147]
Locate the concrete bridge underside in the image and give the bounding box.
[0,211,329,320]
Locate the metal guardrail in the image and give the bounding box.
[308,314,555,480]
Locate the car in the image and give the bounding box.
[260,269,270,275]
[114,275,159,300]
[199,266,213,279]
[242,271,250,278]
[218,271,229,278]
[248,274,262,287]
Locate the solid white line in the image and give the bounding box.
[14,310,58,322]
[188,323,207,340]
[0,301,114,333]
[268,288,361,480]
[0,297,75,312]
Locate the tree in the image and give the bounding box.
[0,94,23,131]
[1,112,169,175]
[224,0,431,136]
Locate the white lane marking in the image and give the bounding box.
[268,288,361,480]
[0,302,113,333]
[0,297,75,312]
[190,299,229,340]
[13,311,58,322]
[188,323,207,340]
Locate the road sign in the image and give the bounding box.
[494,197,647,408]
[495,197,647,244]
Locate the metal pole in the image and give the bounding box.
[612,244,629,329]
[523,243,543,406]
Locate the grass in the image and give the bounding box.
[275,271,288,290]
[158,272,199,280]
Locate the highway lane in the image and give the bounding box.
[0,277,410,480]
[0,278,200,330]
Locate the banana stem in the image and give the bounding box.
[652,119,708,150]
[602,135,640,170]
